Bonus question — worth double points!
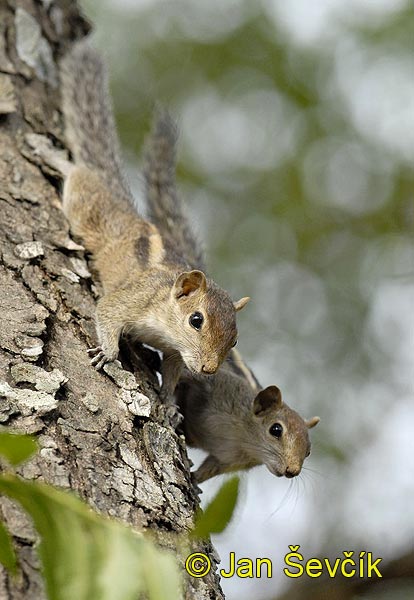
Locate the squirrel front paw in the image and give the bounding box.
[160,402,184,429]
[87,346,117,371]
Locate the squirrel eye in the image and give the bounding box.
[189,312,204,330]
[232,339,238,348]
[269,423,283,438]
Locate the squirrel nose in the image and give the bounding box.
[285,467,300,478]
[201,364,217,374]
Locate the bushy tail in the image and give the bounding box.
[60,40,131,202]
[143,111,205,271]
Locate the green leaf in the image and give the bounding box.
[0,520,17,574]
[193,476,239,540]
[0,432,37,466]
[140,539,181,600]
[0,474,181,600]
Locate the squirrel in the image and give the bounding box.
[39,41,250,404]
[143,111,320,482]
[176,354,319,482]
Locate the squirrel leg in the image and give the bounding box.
[160,351,184,427]
[25,133,73,178]
[160,351,184,400]
[89,297,124,370]
[194,455,224,484]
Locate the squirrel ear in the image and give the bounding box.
[253,385,282,416]
[305,416,320,429]
[234,297,250,311]
[174,270,207,298]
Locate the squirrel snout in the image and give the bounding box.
[285,466,300,478]
[201,363,218,375]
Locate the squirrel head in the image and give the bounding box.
[169,270,249,375]
[251,385,319,478]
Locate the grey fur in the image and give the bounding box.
[176,364,314,483]
[144,110,206,271]
[60,41,131,203]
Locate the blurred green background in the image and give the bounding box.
[81,1,414,598]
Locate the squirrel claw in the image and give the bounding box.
[162,403,183,429]
[88,347,111,370]
[87,347,101,355]
[191,474,203,494]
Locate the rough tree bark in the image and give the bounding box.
[0,1,223,598]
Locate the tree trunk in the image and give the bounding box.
[0,1,223,598]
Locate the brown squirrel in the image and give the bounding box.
[144,112,320,482]
[38,41,249,403]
